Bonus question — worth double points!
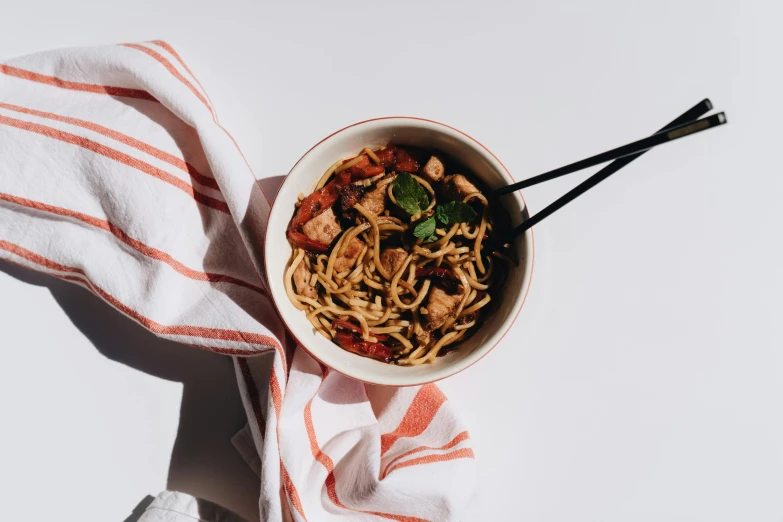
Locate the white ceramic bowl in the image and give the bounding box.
[265,117,534,386]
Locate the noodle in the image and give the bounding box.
[354,203,390,280]
[316,159,345,189]
[363,147,380,164]
[410,175,437,220]
[413,243,455,259]
[335,155,365,173]
[284,144,513,365]
[460,294,491,316]
[285,249,309,311]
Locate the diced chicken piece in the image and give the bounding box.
[359,184,386,215]
[359,175,395,215]
[443,174,480,200]
[302,207,341,245]
[424,285,464,331]
[421,156,445,183]
[293,260,318,300]
[380,248,408,277]
[415,328,431,348]
[334,237,364,273]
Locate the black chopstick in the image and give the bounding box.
[494,110,727,197]
[508,98,718,236]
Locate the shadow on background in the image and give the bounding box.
[258,175,285,202]
[0,260,260,522]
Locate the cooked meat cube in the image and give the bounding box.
[424,285,464,331]
[380,248,408,277]
[293,259,318,299]
[359,175,395,215]
[301,207,341,245]
[359,185,385,215]
[443,174,480,200]
[415,328,431,348]
[421,156,445,183]
[334,237,364,273]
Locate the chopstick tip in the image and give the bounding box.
[717,112,727,124]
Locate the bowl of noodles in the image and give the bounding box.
[265,117,533,386]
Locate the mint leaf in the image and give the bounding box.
[393,172,429,215]
[435,201,478,225]
[413,216,436,239]
[424,234,439,243]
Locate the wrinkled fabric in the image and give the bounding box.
[0,41,476,522]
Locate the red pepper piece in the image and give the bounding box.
[332,319,388,341]
[290,171,349,229]
[332,319,362,335]
[393,148,420,173]
[415,267,461,294]
[286,229,330,253]
[347,155,385,179]
[355,164,385,178]
[346,155,369,173]
[287,172,352,253]
[334,331,392,362]
[374,147,397,167]
[415,267,458,281]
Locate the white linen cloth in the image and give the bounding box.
[0,42,477,521]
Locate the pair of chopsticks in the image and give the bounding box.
[496,99,727,237]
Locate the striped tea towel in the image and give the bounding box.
[0,42,477,522]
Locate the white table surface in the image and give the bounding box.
[1,1,781,520]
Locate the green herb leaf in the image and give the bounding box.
[393,172,430,215]
[413,216,436,239]
[436,201,478,225]
[423,234,439,243]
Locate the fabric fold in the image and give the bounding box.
[0,41,476,522]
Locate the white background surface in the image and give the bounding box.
[1,1,781,521]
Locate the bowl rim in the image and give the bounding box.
[264,116,535,386]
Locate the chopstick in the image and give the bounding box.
[494,109,727,197]
[507,98,717,236]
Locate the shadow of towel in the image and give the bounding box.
[0,260,262,522]
[122,495,155,522]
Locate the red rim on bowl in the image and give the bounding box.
[264,117,534,386]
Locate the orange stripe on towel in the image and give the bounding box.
[380,384,447,456]
[0,192,263,294]
[0,101,219,190]
[0,113,229,213]
[121,43,212,114]
[303,366,430,522]
[381,431,471,479]
[384,448,475,478]
[0,240,280,353]
[0,64,157,101]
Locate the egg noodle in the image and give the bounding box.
[285,146,513,365]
